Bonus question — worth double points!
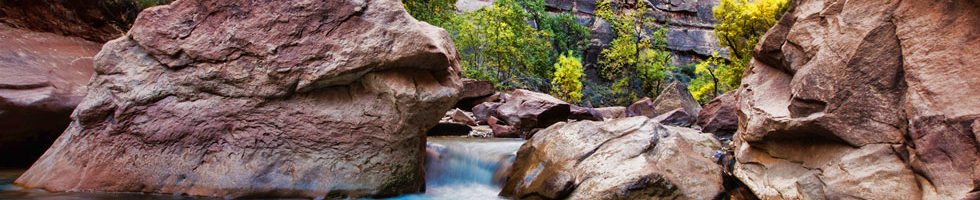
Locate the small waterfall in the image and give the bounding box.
[387,137,525,200]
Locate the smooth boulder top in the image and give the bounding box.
[734,0,980,199]
[500,117,724,199]
[15,0,462,199]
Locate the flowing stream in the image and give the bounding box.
[0,137,525,200]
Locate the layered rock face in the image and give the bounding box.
[0,24,100,167]
[0,0,145,42]
[500,117,723,199]
[734,0,980,199]
[15,0,461,198]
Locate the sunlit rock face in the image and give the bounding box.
[734,0,980,199]
[500,117,724,199]
[14,0,462,198]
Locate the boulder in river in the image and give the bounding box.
[0,24,100,168]
[652,108,693,127]
[15,0,462,198]
[500,117,724,199]
[734,0,980,199]
[495,89,572,131]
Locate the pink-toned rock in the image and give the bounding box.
[0,24,100,168]
[734,0,980,199]
[454,79,497,110]
[594,106,627,119]
[652,108,693,127]
[500,117,724,199]
[696,91,737,137]
[651,81,702,119]
[495,89,572,131]
[15,0,462,198]
[448,108,477,126]
[626,97,658,118]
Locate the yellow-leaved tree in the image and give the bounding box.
[551,51,585,103]
[689,0,789,102]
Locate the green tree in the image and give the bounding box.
[688,52,728,103]
[403,0,458,28]
[713,0,790,88]
[596,0,674,104]
[551,51,585,103]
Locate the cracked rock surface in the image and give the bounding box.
[499,117,723,199]
[14,0,462,198]
[734,0,980,199]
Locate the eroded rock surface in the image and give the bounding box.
[15,0,462,198]
[0,24,100,167]
[652,81,702,119]
[734,0,980,199]
[696,91,737,138]
[500,117,724,199]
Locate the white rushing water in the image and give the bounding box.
[0,137,525,200]
[382,137,525,200]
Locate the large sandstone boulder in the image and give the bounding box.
[500,117,724,199]
[734,0,980,199]
[0,24,100,168]
[652,81,702,119]
[696,91,737,137]
[15,0,462,198]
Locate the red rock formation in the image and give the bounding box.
[14,0,462,198]
[696,91,737,137]
[734,0,980,199]
[0,0,145,42]
[0,24,100,168]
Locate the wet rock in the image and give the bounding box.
[696,91,737,138]
[626,97,659,118]
[488,116,520,138]
[734,0,980,199]
[594,106,627,119]
[0,24,100,168]
[500,117,724,199]
[652,81,702,119]
[14,0,462,198]
[652,108,693,127]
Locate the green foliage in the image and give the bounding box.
[404,0,591,92]
[403,0,458,28]
[713,0,790,88]
[688,52,729,103]
[596,0,674,104]
[551,51,585,103]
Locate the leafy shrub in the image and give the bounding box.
[713,0,790,89]
[688,52,729,103]
[596,0,674,104]
[551,51,585,103]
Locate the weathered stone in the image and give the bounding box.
[569,105,603,121]
[495,89,572,131]
[472,101,501,125]
[594,106,627,119]
[489,116,520,138]
[734,0,980,199]
[459,78,494,99]
[500,117,723,199]
[652,81,702,119]
[15,0,462,198]
[652,108,692,127]
[448,108,477,126]
[696,91,737,137]
[0,24,100,168]
[0,0,141,42]
[626,97,658,118]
